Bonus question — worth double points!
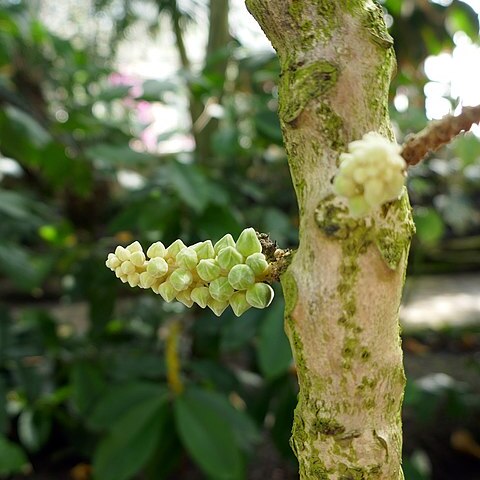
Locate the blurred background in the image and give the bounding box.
[0,0,479,479]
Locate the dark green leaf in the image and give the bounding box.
[256,292,292,380]
[70,361,106,415]
[89,381,167,431]
[174,389,244,480]
[168,160,210,213]
[93,395,169,480]
[0,436,29,475]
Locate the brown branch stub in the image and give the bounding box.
[401,105,480,167]
[256,231,293,283]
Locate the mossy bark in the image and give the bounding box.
[246,1,415,479]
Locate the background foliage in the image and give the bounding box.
[0,0,479,479]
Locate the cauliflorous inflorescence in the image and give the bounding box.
[333,132,407,217]
[105,228,274,317]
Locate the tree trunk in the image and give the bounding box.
[246,1,415,479]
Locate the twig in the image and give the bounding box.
[257,232,293,283]
[401,105,480,167]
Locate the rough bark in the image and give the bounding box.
[246,1,415,479]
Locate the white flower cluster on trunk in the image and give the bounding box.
[333,132,406,217]
[105,228,274,316]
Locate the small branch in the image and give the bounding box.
[257,232,293,283]
[401,105,480,166]
[165,320,184,395]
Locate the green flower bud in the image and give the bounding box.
[146,257,169,278]
[333,175,358,197]
[228,264,255,291]
[139,271,155,289]
[121,261,136,275]
[176,290,194,308]
[127,272,140,287]
[130,250,146,267]
[166,239,186,258]
[229,291,251,317]
[191,286,210,308]
[158,282,176,302]
[115,246,130,262]
[207,298,229,317]
[126,241,142,253]
[348,196,370,218]
[193,240,215,260]
[169,268,193,291]
[246,283,274,309]
[245,253,269,277]
[236,228,262,257]
[196,259,221,282]
[176,247,198,270]
[147,241,166,259]
[209,277,234,302]
[214,234,236,254]
[216,246,243,271]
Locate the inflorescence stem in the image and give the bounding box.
[401,105,480,167]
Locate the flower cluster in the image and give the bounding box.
[333,132,406,217]
[105,228,274,317]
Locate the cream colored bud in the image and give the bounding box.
[235,228,262,257]
[146,257,169,278]
[363,178,385,207]
[158,282,176,302]
[196,259,221,282]
[228,264,255,291]
[207,298,229,317]
[193,240,215,260]
[176,247,198,270]
[348,196,370,218]
[209,277,234,302]
[216,246,243,271]
[130,251,146,267]
[229,291,252,317]
[245,253,269,277]
[147,241,166,259]
[139,271,155,289]
[106,253,120,270]
[115,246,130,262]
[191,286,210,308]
[333,175,358,198]
[245,283,274,309]
[115,267,122,278]
[119,274,128,284]
[176,290,194,308]
[126,241,142,253]
[127,272,140,287]
[121,261,136,275]
[166,239,187,258]
[214,234,236,254]
[169,269,193,291]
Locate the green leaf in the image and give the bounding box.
[3,106,51,148]
[446,3,479,40]
[220,309,261,352]
[93,395,169,480]
[89,381,167,431]
[0,243,49,291]
[174,389,244,480]
[413,207,445,245]
[18,408,51,452]
[138,79,177,101]
[187,388,260,454]
[168,160,211,214]
[256,292,292,380]
[70,361,106,415]
[85,144,157,165]
[0,436,29,475]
